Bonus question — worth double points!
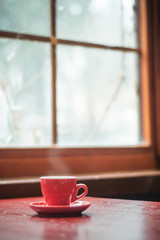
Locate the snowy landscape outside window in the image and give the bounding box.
[0,0,140,147]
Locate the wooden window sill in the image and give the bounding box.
[1,170,160,199]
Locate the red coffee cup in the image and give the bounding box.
[40,176,88,206]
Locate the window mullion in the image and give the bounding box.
[0,30,50,43]
[57,38,140,53]
[50,0,57,144]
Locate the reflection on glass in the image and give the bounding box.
[57,0,138,47]
[57,45,140,146]
[0,0,50,36]
[0,38,52,146]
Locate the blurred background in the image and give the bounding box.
[0,0,140,147]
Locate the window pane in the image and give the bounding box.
[57,0,138,48]
[0,0,50,36]
[0,38,52,146]
[57,45,140,146]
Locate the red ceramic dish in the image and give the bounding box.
[29,200,91,215]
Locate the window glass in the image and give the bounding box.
[57,45,140,146]
[0,38,52,146]
[57,0,138,47]
[0,0,140,148]
[0,0,50,36]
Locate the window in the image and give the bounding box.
[0,0,140,147]
[0,0,159,178]
[0,0,52,147]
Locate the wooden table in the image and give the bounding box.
[0,196,160,240]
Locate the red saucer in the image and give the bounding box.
[29,200,91,215]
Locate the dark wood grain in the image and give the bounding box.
[1,196,160,240]
[0,147,155,178]
[150,0,160,156]
[1,170,160,199]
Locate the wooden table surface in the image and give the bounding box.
[0,196,160,240]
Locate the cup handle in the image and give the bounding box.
[71,183,88,202]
